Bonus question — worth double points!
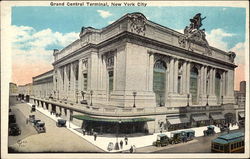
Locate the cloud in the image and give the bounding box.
[206,28,235,51]
[97,10,112,18]
[230,42,246,90]
[108,20,115,24]
[11,25,79,85]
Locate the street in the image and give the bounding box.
[135,128,244,153]
[8,102,103,152]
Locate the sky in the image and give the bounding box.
[11,6,246,90]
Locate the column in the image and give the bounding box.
[169,57,174,93]
[182,61,187,94]
[173,58,179,93]
[209,68,213,95]
[186,61,190,94]
[148,53,154,91]
[203,66,207,95]
[200,66,204,96]
[224,71,227,96]
[78,60,83,91]
[212,68,216,95]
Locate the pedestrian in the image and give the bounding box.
[124,136,128,145]
[120,140,123,149]
[26,118,29,124]
[129,146,133,153]
[133,145,136,153]
[94,132,97,141]
[91,128,94,135]
[82,128,86,135]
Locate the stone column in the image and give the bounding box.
[212,68,216,95]
[209,68,213,95]
[173,58,179,93]
[203,66,207,95]
[148,53,154,92]
[182,61,187,94]
[200,66,204,96]
[186,61,190,94]
[169,57,174,93]
[224,71,227,96]
[78,60,83,91]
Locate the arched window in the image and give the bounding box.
[190,66,198,105]
[153,60,167,106]
[215,72,221,104]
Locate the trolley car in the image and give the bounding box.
[211,132,244,153]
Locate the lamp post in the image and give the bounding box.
[76,90,79,103]
[57,90,59,100]
[221,95,223,105]
[81,91,86,100]
[90,90,93,106]
[115,119,121,150]
[133,91,137,108]
[206,94,209,106]
[187,94,190,106]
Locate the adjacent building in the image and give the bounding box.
[20,13,238,134]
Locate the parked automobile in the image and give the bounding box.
[31,105,36,112]
[9,123,21,136]
[220,125,229,132]
[34,121,46,133]
[9,113,16,125]
[153,134,170,147]
[169,131,182,144]
[203,125,215,136]
[56,119,67,127]
[28,115,35,123]
[181,130,195,141]
[33,119,41,126]
[107,142,114,151]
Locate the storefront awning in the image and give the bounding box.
[210,113,225,120]
[167,117,190,125]
[192,114,209,122]
[238,112,245,118]
[72,115,155,123]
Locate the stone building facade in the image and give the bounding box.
[32,70,54,98]
[26,13,238,134]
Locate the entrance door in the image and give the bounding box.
[153,60,166,106]
[190,67,198,105]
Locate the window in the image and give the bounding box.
[153,60,167,106]
[190,66,198,105]
[219,145,223,150]
[108,71,114,92]
[215,72,221,104]
[178,76,181,94]
[83,73,88,91]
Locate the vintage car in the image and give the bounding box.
[107,142,114,151]
[56,119,67,127]
[33,119,41,126]
[9,113,16,125]
[169,131,183,144]
[31,105,36,112]
[181,130,195,141]
[220,125,229,132]
[34,121,46,133]
[28,115,35,123]
[153,134,170,147]
[203,125,215,136]
[9,123,21,136]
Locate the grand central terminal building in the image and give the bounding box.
[19,13,238,134]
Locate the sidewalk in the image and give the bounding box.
[27,103,239,153]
